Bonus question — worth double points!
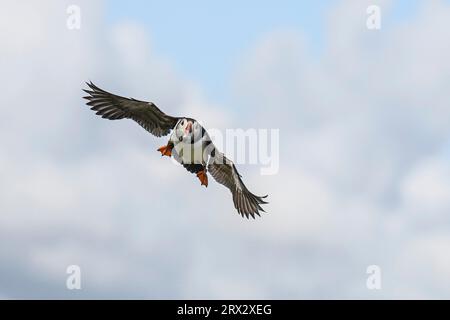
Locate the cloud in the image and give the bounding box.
[231,0,450,298]
[1,0,450,299]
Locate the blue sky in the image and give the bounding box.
[106,0,423,102]
[106,0,331,102]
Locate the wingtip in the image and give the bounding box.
[259,195,269,204]
[85,80,98,91]
[82,80,97,97]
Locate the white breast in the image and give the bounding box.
[169,122,210,165]
[173,139,207,165]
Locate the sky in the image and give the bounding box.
[106,0,419,102]
[106,0,333,102]
[1,0,450,299]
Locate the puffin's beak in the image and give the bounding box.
[185,122,193,135]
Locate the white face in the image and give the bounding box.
[176,118,200,142]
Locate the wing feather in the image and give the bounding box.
[83,81,179,137]
[207,149,268,219]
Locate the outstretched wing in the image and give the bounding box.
[208,149,268,219]
[83,82,179,137]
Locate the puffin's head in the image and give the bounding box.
[176,118,201,142]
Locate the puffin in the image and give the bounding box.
[82,82,268,218]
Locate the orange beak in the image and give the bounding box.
[185,121,193,135]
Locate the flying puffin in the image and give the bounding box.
[82,82,268,218]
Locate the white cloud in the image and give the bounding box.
[401,158,450,215]
[230,0,450,298]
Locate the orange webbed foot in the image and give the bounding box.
[157,144,173,157]
[196,170,208,187]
